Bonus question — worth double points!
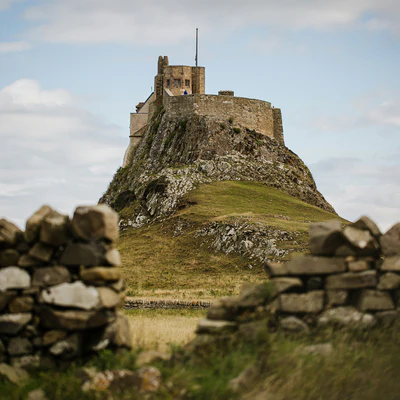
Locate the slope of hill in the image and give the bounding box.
[117,180,343,299]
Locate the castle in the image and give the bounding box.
[123,56,284,167]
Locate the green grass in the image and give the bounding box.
[117,181,343,298]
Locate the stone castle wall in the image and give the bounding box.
[163,93,284,145]
[0,205,131,369]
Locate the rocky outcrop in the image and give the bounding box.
[193,216,400,341]
[0,205,130,369]
[100,107,335,227]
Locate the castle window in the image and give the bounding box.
[174,79,181,88]
[185,79,190,87]
[166,79,170,87]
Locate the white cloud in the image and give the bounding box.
[0,79,126,225]
[0,41,31,53]
[21,0,400,45]
[0,0,21,11]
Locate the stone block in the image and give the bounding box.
[39,307,112,331]
[237,282,272,308]
[279,316,309,332]
[98,287,124,309]
[381,223,400,256]
[25,205,53,243]
[32,266,71,287]
[18,254,41,268]
[71,205,119,242]
[60,243,105,266]
[348,260,369,272]
[357,290,394,311]
[8,296,34,313]
[42,330,68,346]
[264,262,288,277]
[278,291,324,313]
[0,219,23,249]
[378,272,400,290]
[309,219,344,255]
[105,248,122,266]
[375,310,400,327]
[326,290,348,307]
[271,277,302,296]
[0,313,32,334]
[0,249,20,267]
[49,333,82,359]
[98,312,132,348]
[28,242,54,262]
[0,363,30,386]
[7,338,32,356]
[325,270,376,290]
[0,267,31,291]
[39,281,100,310]
[353,216,381,238]
[343,226,379,256]
[80,267,122,282]
[0,291,17,313]
[286,255,346,275]
[334,244,356,257]
[318,307,376,328]
[40,212,70,247]
[380,256,400,271]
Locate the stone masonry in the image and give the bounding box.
[195,216,400,339]
[0,205,131,369]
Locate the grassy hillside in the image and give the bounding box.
[117,181,344,299]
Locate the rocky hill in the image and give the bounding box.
[100,105,335,228]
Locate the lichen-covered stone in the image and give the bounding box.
[40,281,100,310]
[40,211,69,247]
[49,334,81,359]
[0,313,32,334]
[309,219,344,255]
[0,266,31,291]
[286,255,346,275]
[278,291,324,313]
[71,205,119,242]
[357,290,394,311]
[325,270,376,290]
[318,307,376,328]
[381,223,400,256]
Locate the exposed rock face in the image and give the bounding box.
[100,108,335,226]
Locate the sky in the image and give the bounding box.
[0,0,400,232]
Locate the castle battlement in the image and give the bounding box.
[123,56,284,167]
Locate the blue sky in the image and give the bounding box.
[1,0,400,231]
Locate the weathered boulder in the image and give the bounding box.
[60,243,105,266]
[39,281,100,310]
[0,313,32,334]
[378,272,400,290]
[0,267,31,291]
[7,338,33,356]
[309,219,344,255]
[270,277,303,296]
[278,291,324,313]
[97,287,123,309]
[357,290,394,311]
[39,307,112,331]
[318,307,376,328]
[381,223,400,256]
[49,334,81,359]
[325,270,377,290]
[279,316,309,332]
[343,226,379,256]
[80,267,121,282]
[286,255,346,275]
[196,319,237,334]
[32,266,70,287]
[25,205,53,243]
[71,205,119,242]
[0,219,23,249]
[40,212,69,247]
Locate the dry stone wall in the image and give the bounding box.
[195,216,400,339]
[0,205,131,369]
